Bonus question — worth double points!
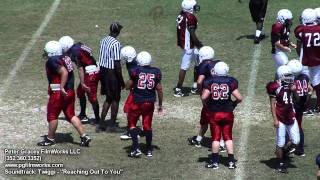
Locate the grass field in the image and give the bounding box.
[1,0,320,179]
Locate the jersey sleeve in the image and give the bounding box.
[271,23,282,44]
[294,25,303,40]
[113,42,121,61]
[129,67,138,80]
[186,14,197,28]
[230,78,239,92]
[203,79,211,90]
[198,62,207,76]
[266,81,278,97]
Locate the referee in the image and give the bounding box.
[98,22,125,132]
[249,0,268,44]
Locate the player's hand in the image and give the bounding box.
[61,88,68,96]
[157,106,164,116]
[284,47,291,53]
[273,119,279,128]
[290,84,296,91]
[290,42,297,49]
[82,83,91,93]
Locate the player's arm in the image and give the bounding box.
[231,89,243,107]
[269,96,279,128]
[271,30,290,52]
[78,66,90,93]
[295,40,301,56]
[57,66,68,96]
[125,79,133,90]
[197,75,205,94]
[188,27,203,49]
[156,83,163,113]
[201,89,210,106]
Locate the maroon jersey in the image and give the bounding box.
[69,42,96,67]
[176,11,198,50]
[294,25,320,67]
[266,81,295,124]
[46,55,74,92]
[271,22,291,53]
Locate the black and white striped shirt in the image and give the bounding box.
[99,36,121,69]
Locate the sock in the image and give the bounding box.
[145,130,153,150]
[175,87,181,91]
[47,137,55,141]
[298,128,304,152]
[255,30,261,37]
[92,102,100,123]
[228,154,235,162]
[196,135,203,142]
[81,134,87,138]
[192,82,197,89]
[129,128,140,150]
[79,97,86,116]
[211,153,219,163]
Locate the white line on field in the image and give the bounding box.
[0,0,61,178]
[235,44,262,180]
[0,0,61,101]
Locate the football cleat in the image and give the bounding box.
[254,36,260,44]
[303,110,314,116]
[277,163,288,173]
[188,136,201,148]
[80,135,91,147]
[78,114,89,122]
[205,161,219,169]
[173,88,185,97]
[146,150,153,157]
[37,136,55,146]
[228,161,236,169]
[219,146,226,153]
[120,131,132,140]
[129,149,142,158]
[294,151,306,157]
[190,87,198,94]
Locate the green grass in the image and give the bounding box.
[1,0,320,179]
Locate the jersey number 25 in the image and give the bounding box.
[138,73,155,90]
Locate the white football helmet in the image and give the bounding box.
[198,46,214,63]
[120,46,136,63]
[59,36,74,52]
[277,9,293,24]
[137,51,152,66]
[214,62,229,76]
[287,59,303,75]
[315,8,320,21]
[44,41,62,57]
[181,0,199,13]
[277,65,294,84]
[301,8,317,25]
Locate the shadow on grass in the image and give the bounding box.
[198,154,237,167]
[235,34,269,41]
[40,133,80,146]
[123,144,161,155]
[260,157,297,169]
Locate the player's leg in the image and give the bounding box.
[287,119,300,151]
[272,51,289,79]
[174,49,193,97]
[77,83,88,122]
[141,102,155,157]
[87,79,100,125]
[309,66,320,112]
[107,75,121,131]
[63,90,91,146]
[191,51,199,94]
[221,112,236,169]
[206,113,221,169]
[38,92,62,146]
[121,91,134,140]
[128,103,142,157]
[276,121,288,173]
[295,110,305,156]
[100,69,111,130]
[188,107,208,147]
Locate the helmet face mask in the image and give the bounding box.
[277,9,293,25]
[277,65,294,85]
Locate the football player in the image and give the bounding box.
[126,51,163,158]
[271,9,296,74]
[174,0,203,97]
[202,62,242,170]
[315,8,320,24]
[120,46,137,140]
[38,41,91,147]
[187,46,225,151]
[266,65,300,173]
[59,36,100,127]
[249,0,268,44]
[294,8,320,113]
[288,60,312,156]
